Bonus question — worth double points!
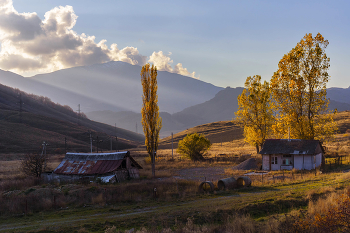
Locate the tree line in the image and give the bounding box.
[236,33,337,153]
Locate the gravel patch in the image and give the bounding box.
[232,158,258,170]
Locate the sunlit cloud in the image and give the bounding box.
[0,0,198,79]
[148,51,199,79]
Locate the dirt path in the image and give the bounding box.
[175,167,230,182]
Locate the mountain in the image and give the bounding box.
[0,83,144,153]
[0,69,123,113]
[29,61,223,113]
[173,87,243,124]
[86,87,243,137]
[86,86,350,137]
[327,87,350,105]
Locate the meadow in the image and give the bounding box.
[1,112,350,232]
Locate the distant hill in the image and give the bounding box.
[85,87,243,136]
[86,86,350,137]
[158,120,244,149]
[0,83,144,153]
[29,61,223,113]
[158,110,350,150]
[327,87,350,105]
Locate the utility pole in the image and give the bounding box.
[110,137,112,151]
[89,131,92,153]
[136,123,138,134]
[96,136,99,153]
[77,104,81,125]
[171,132,174,160]
[96,136,103,153]
[64,137,67,154]
[18,93,23,123]
[115,123,118,152]
[42,141,49,171]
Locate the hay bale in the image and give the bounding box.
[237,176,252,188]
[217,177,237,190]
[198,181,215,192]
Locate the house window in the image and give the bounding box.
[282,155,293,165]
[271,156,278,164]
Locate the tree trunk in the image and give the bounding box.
[151,148,155,178]
[256,144,259,153]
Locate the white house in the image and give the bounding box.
[259,139,324,171]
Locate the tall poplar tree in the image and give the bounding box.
[271,33,337,140]
[236,75,274,153]
[141,64,162,178]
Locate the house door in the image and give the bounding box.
[271,155,279,170]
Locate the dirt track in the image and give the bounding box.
[175,167,229,182]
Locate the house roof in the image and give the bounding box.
[53,151,142,175]
[259,139,323,155]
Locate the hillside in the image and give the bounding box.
[0,83,144,153]
[158,120,244,149]
[86,86,350,137]
[158,110,350,150]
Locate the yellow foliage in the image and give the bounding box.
[141,64,162,157]
[235,75,274,152]
[271,33,337,141]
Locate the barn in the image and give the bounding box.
[259,139,324,171]
[43,151,142,183]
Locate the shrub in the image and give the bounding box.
[177,133,211,161]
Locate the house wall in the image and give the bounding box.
[263,153,323,171]
[262,155,270,171]
[303,155,315,170]
[316,153,322,167]
[271,155,281,171]
[294,156,304,170]
[262,154,283,171]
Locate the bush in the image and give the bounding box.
[177,133,211,161]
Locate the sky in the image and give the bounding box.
[0,0,349,88]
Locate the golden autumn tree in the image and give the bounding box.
[235,75,274,153]
[271,33,337,141]
[141,63,162,178]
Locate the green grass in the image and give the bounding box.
[0,171,349,232]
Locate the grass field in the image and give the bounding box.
[1,137,350,232]
[1,112,350,232]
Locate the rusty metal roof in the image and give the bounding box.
[53,151,142,175]
[54,160,123,175]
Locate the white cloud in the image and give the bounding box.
[0,0,198,79]
[0,0,146,74]
[148,51,199,79]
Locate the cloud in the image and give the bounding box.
[148,51,199,79]
[0,0,198,79]
[0,0,146,74]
